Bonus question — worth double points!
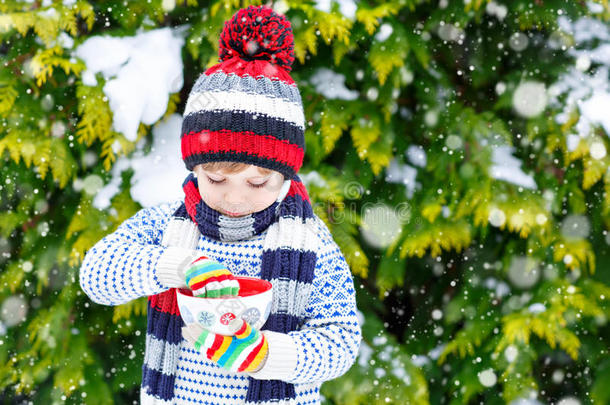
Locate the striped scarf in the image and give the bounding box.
[142,172,317,404]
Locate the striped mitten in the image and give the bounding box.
[184,256,240,298]
[182,319,269,373]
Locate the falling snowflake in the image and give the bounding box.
[240,308,261,326]
[197,311,215,328]
[219,312,236,325]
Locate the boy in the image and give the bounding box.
[79,5,361,405]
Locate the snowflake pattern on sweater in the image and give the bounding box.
[79,200,362,405]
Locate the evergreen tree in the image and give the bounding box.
[0,0,609,404]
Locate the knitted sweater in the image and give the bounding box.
[79,200,362,404]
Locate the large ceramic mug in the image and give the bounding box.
[176,276,273,336]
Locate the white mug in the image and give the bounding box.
[176,276,273,336]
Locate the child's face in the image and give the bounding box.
[193,164,285,218]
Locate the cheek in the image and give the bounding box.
[197,184,215,202]
[261,190,280,205]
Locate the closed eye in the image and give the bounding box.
[206,177,223,185]
[206,177,267,188]
[249,182,267,188]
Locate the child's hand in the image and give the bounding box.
[184,256,240,298]
[182,319,268,373]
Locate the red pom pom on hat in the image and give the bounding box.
[218,5,295,72]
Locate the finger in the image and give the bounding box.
[237,334,268,373]
[182,324,206,347]
[191,285,207,297]
[216,280,240,298]
[181,326,197,346]
[204,280,222,297]
[186,263,232,289]
[226,279,240,296]
[192,326,214,352]
[227,318,252,338]
[206,333,234,364]
[221,324,267,373]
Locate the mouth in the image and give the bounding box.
[221,209,246,217]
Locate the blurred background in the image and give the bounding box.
[1,0,610,404]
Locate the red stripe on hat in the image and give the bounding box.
[182,129,304,174]
[205,56,296,85]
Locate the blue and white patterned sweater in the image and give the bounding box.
[79,200,361,404]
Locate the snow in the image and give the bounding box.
[1,296,27,327]
[161,0,176,12]
[587,1,604,13]
[504,345,518,362]
[410,354,430,367]
[23,0,75,7]
[508,32,529,52]
[512,81,546,118]
[299,171,329,188]
[74,26,186,141]
[528,303,546,314]
[309,67,359,100]
[589,139,607,159]
[385,158,419,199]
[566,134,581,151]
[561,214,591,240]
[93,114,189,209]
[38,7,58,18]
[427,343,446,360]
[488,207,507,227]
[478,368,497,387]
[557,397,581,405]
[313,0,357,20]
[372,335,388,346]
[360,203,403,249]
[375,23,393,42]
[406,145,427,167]
[580,92,610,136]
[509,398,544,405]
[550,15,610,149]
[485,1,507,20]
[489,145,537,190]
[557,16,610,43]
[483,277,511,298]
[357,340,373,367]
[507,256,540,289]
[56,32,74,49]
[437,23,464,43]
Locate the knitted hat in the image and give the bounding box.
[181,5,305,180]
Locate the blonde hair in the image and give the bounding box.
[200,162,281,177]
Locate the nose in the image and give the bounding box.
[224,189,247,207]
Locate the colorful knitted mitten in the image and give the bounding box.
[182,319,269,373]
[184,256,240,298]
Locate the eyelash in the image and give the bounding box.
[206,177,267,188]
